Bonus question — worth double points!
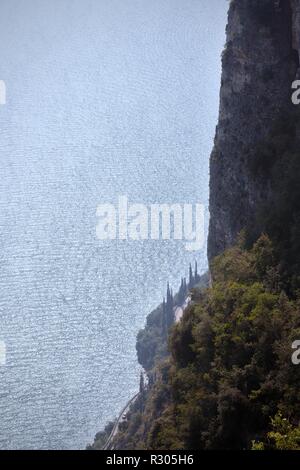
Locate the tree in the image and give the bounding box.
[165,283,174,329]
[194,261,199,283]
[139,372,145,394]
[252,413,300,450]
[188,263,193,288]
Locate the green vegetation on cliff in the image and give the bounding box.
[112,235,300,450]
[91,115,300,450]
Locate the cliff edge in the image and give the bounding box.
[208,0,300,260]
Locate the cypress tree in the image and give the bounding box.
[139,371,145,393]
[189,263,193,288]
[195,260,200,283]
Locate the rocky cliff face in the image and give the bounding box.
[208,0,300,261]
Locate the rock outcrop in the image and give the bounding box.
[208,0,300,261]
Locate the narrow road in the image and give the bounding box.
[103,392,139,450]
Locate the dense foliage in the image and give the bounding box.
[252,412,300,450]
[112,235,300,450]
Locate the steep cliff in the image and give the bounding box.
[208,0,300,260]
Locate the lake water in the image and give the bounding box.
[0,0,227,449]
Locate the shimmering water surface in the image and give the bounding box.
[0,0,227,449]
